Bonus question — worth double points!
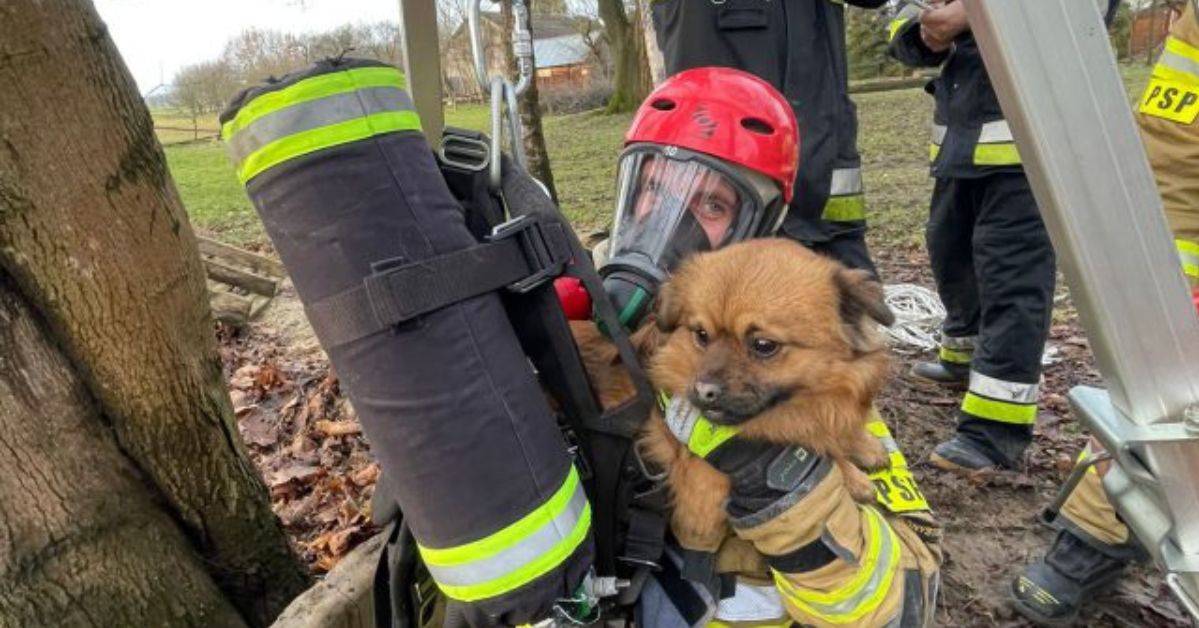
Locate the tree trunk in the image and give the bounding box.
[640,0,666,88]
[0,1,310,626]
[0,275,248,627]
[501,0,560,201]
[598,0,647,113]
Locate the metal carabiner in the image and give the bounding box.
[489,77,530,193]
[468,0,535,97]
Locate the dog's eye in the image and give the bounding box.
[749,338,781,359]
[692,327,709,348]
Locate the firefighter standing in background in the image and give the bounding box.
[1011,2,1199,624]
[650,0,888,276]
[887,0,1060,474]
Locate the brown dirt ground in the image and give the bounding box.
[218,253,1190,627]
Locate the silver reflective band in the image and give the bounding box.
[1161,43,1199,81]
[939,333,978,350]
[227,86,415,165]
[969,371,1039,404]
[664,394,701,444]
[978,119,1015,144]
[829,167,864,197]
[931,124,948,145]
[878,436,900,454]
[716,581,787,622]
[422,478,589,588]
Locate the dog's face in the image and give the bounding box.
[649,239,895,426]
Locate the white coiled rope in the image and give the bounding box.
[882,284,946,353]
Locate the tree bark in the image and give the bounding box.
[598,0,648,113]
[501,0,560,201]
[0,1,309,626]
[0,275,248,628]
[640,0,666,88]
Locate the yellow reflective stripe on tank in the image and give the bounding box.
[772,507,901,624]
[823,195,866,222]
[234,109,421,183]
[961,392,1038,425]
[221,65,408,140]
[938,346,972,365]
[888,17,911,42]
[1178,239,1199,277]
[417,466,591,602]
[974,142,1021,166]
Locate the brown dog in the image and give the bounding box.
[637,238,896,549]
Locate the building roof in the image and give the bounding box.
[534,34,593,68]
[478,12,585,39]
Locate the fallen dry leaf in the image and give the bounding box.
[230,364,260,389]
[271,463,322,488]
[351,463,380,487]
[316,420,362,437]
[239,412,277,448]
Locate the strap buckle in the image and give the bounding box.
[438,126,490,173]
[488,214,565,294]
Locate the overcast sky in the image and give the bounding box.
[94,0,405,94]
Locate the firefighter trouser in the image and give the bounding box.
[926,173,1056,466]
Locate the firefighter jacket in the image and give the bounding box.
[1136,1,1199,287]
[887,8,1021,180]
[660,395,943,627]
[651,0,888,243]
[887,1,1120,180]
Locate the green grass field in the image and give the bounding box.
[156,63,1155,248]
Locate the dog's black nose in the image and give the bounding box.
[693,380,722,404]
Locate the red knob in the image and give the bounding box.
[554,276,592,320]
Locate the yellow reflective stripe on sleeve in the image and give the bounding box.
[222,66,408,140]
[973,142,1022,166]
[772,507,901,624]
[961,392,1038,425]
[1177,240,1199,277]
[1159,36,1199,82]
[660,391,741,458]
[1139,77,1199,124]
[235,109,421,183]
[865,420,929,514]
[822,194,867,222]
[939,346,972,365]
[418,466,591,602]
[689,418,741,459]
[889,17,911,42]
[929,143,941,161]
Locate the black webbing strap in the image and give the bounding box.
[308,216,570,348]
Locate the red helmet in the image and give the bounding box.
[599,68,800,330]
[624,67,800,203]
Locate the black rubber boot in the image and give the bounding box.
[928,434,1002,475]
[1010,529,1131,627]
[909,361,970,386]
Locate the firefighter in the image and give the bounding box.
[599,67,942,628]
[649,0,889,276]
[1010,2,1199,624]
[887,0,1070,474]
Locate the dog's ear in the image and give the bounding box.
[836,269,894,353]
[655,279,683,333]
